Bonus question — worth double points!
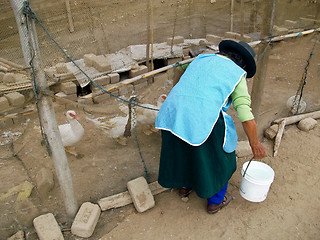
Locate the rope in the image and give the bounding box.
[292,32,318,114]
[131,98,149,183]
[22,2,160,113]
[256,37,273,65]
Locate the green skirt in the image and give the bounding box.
[158,114,237,199]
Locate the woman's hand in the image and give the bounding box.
[241,119,266,159]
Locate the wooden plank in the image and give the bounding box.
[65,0,74,33]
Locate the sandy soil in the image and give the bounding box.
[1,33,320,239]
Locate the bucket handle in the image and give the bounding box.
[242,157,254,177]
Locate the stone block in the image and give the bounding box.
[60,82,77,95]
[93,92,110,104]
[127,176,155,213]
[0,96,10,112]
[55,63,69,74]
[129,65,148,78]
[3,73,16,84]
[84,53,96,67]
[78,98,93,105]
[183,47,190,56]
[109,73,120,84]
[93,75,110,87]
[55,92,78,102]
[273,25,289,36]
[7,230,25,240]
[224,31,241,40]
[284,20,299,29]
[298,118,317,132]
[206,34,222,45]
[242,34,252,42]
[93,55,111,72]
[33,213,64,240]
[119,84,134,96]
[44,67,56,80]
[299,17,315,28]
[264,124,279,140]
[36,168,54,198]
[166,36,184,45]
[166,57,183,66]
[236,140,252,158]
[71,202,101,238]
[5,92,25,107]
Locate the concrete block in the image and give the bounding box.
[35,168,55,198]
[5,92,25,107]
[166,57,183,66]
[206,34,222,44]
[44,67,56,80]
[93,75,110,86]
[55,92,77,102]
[98,191,132,211]
[93,55,111,72]
[55,63,69,74]
[284,20,299,29]
[0,96,10,111]
[224,31,241,40]
[273,25,289,36]
[242,34,252,42]
[7,230,25,240]
[60,82,77,95]
[298,118,317,132]
[119,84,134,96]
[129,65,148,78]
[127,176,155,213]
[33,213,64,240]
[78,98,93,105]
[236,140,252,158]
[84,53,96,67]
[166,36,184,45]
[299,17,315,28]
[93,92,110,104]
[264,124,279,140]
[109,73,120,84]
[71,202,101,238]
[3,73,16,84]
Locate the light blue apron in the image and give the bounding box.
[155,53,246,153]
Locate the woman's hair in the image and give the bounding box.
[218,50,246,69]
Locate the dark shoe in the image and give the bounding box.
[178,187,192,198]
[207,192,232,214]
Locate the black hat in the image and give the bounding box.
[219,40,256,78]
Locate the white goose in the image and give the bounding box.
[58,110,84,156]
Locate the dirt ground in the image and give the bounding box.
[1,31,320,240]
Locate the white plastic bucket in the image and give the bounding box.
[240,161,275,202]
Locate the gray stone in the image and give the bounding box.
[7,230,25,240]
[298,118,317,132]
[264,124,279,140]
[71,202,101,238]
[61,82,77,95]
[206,34,222,45]
[36,168,55,198]
[0,96,10,112]
[127,176,155,213]
[236,140,252,158]
[109,73,120,84]
[33,213,64,240]
[5,92,25,107]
